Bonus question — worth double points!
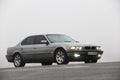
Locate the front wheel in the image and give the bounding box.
[13,54,25,67]
[55,49,69,65]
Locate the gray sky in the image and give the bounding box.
[0,0,120,68]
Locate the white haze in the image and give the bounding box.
[0,0,120,68]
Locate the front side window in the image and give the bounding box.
[46,34,75,43]
[21,36,35,45]
[34,35,47,44]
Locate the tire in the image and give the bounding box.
[13,54,25,67]
[41,62,52,66]
[55,49,69,65]
[84,59,98,63]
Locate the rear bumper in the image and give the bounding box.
[6,55,13,62]
[67,51,103,61]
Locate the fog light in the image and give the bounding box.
[74,54,80,57]
[98,54,102,58]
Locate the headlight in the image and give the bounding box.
[96,46,102,50]
[70,46,78,50]
[70,46,82,50]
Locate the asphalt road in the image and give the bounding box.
[0,62,120,80]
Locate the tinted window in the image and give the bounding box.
[21,36,35,45]
[34,35,47,44]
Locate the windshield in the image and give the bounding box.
[46,34,76,43]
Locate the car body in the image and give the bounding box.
[6,34,103,67]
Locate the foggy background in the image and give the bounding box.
[0,0,120,68]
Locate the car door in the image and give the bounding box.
[34,35,54,60]
[20,36,35,61]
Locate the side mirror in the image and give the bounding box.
[41,40,49,45]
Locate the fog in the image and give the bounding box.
[0,0,120,68]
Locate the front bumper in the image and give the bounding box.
[67,51,103,61]
[6,55,13,62]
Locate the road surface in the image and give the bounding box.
[0,62,120,80]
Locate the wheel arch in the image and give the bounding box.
[13,52,21,57]
[12,52,22,61]
[54,47,66,53]
[53,47,67,59]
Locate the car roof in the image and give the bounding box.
[30,34,65,37]
[46,34,65,35]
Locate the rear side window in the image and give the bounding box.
[21,36,35,45]
[34,35,47,44]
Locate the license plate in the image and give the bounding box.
[88,52,97,55]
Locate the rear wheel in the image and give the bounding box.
[41,62,52,66]
[55,49,69,65]
[13,54,25,67]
